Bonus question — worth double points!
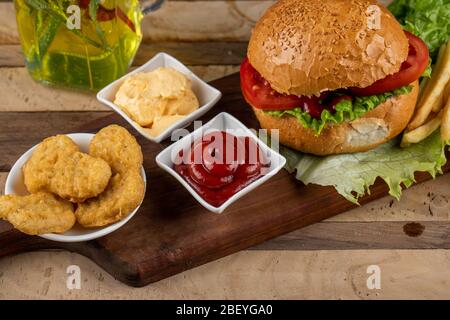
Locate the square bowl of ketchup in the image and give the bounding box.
[156,112,286,213]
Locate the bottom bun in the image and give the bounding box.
[252,81,419,156]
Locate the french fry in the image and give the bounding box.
[441,96,450,142]
[401,111,442,147]
[432,43,450,112]
[419,43,447,106]
[444,79,450,101]
[417,76,429,103]
[408,42,450,130]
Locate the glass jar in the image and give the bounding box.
[14,0,164,91]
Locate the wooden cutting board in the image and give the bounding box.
[1,73,449,287]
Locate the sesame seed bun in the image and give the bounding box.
[252,81,419,155]
[247,0,409,96]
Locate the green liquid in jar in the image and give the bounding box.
[14,0,143,91]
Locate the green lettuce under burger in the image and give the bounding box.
[280,130,449,204]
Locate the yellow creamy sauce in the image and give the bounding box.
[114,67,199,136]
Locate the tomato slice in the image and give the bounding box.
[351,31,429,96]
[240,58,332,117]
[240,58,303,110]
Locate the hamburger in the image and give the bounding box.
[241,0,430,155]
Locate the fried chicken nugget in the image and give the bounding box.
[23,135,112,203]
[75,125,145,227]
[22,135,79,192]
[75,170,145,227]
[89,125,143,174]
[0,192,75,235]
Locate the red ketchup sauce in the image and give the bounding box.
[174,131,269,207]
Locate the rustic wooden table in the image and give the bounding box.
[1,0,450,300]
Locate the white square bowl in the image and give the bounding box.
[97,52,222,143]
[156,112,286,213]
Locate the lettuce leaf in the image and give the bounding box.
[388,0,450,61]
[279,130,448,204]
[422,63,432,78]
[265,85,412,135]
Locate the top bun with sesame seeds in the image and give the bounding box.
[247,0,409,96]
[241,0,430,155]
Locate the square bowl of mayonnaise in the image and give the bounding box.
[97,52,222,143]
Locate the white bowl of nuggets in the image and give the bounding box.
[97,52,222,143]
[0,125,146,242]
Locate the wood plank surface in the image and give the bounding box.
[0,43,241,111]
[0,44,21,66]
[0,173,5,196]
[0,112,109,170]
[253,221,450,250]
[0,1,275,44]
[0,66,239,112]
[1,43,246,67]
[2,249,450,299]
[0,0,393,45]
